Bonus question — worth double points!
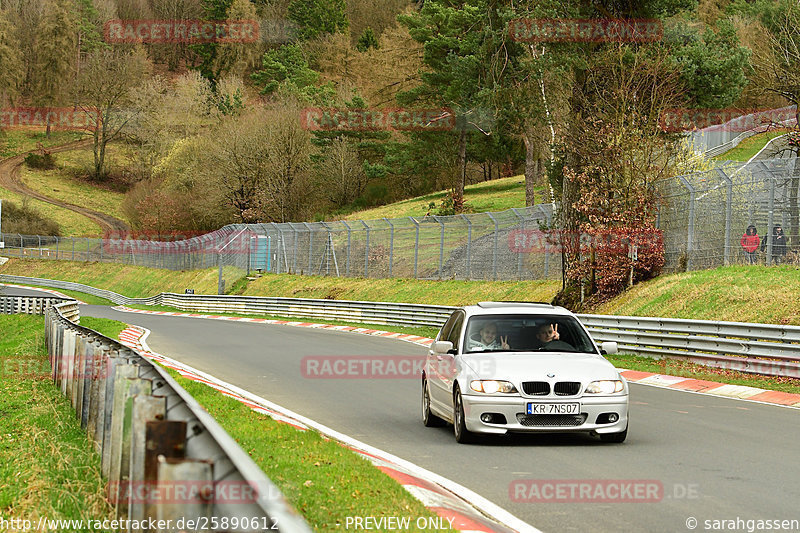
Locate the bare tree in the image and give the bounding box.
[77,47,151,180]
[314,136,367,206]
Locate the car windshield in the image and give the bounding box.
[464,314,597,354]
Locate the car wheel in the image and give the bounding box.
[599,425,628,443]
[453,387,476,444]
[422,378,444,427]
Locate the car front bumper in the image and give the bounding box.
[462,393,629,435]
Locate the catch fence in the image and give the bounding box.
[2,157,800,281]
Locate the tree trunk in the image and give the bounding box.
[523,128,537,207]
[790,158,800,252]
[456,129,467,206]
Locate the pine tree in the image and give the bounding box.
[287,0,348,41]
[33,0,78,136]
[0,10,24,108]
[356,27,378,52]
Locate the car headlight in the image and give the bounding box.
[470,380,518,394]
[584,380,625,394]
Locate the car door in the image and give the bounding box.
[431,311,464,412]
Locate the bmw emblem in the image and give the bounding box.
[547,373,555,378]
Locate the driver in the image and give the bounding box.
[536,322,574,351]
[468,321,510,351]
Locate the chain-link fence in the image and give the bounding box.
[2,156,799,286]
[657,157,800,271]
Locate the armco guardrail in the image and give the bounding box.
[1,295,78,321]
[5,274,800,378]
[38,301,312,532]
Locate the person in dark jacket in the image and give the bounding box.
[761,225,788,264]
[740,225,760,264]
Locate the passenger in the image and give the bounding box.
[468,322,510,351]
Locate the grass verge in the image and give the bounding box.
[0,258,562,306]
[607,352,800,394]
[89,315,453,532]
[0,314,114,528]
[165,367,456,533]
[713,129,791,161]
[592,265,800,325]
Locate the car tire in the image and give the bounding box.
[422,378,444,427]
[453,387,476,444]
[599,425,628,443]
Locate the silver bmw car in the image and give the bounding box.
[422,302,629,443]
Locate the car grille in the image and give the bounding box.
[554,382,581,396]
[516,413,588,427]
[521,381,550,395]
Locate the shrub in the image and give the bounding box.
[23,152,56,170]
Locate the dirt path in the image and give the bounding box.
[0,139,129,234]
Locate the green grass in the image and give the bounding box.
[0,130,84,158]
[79,316,127,338]
[713,129,791,162]
[593,265,800,325]
[0,259,224,297]
[0,314,114,528]
[0,258,561,306]
[607,352,800,394]
[20,148,127,223]
[164,366,455,532]
[344,175,541,220]
[0,185,103,236]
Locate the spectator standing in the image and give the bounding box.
[740,225,760,264]
[761,225,788,264]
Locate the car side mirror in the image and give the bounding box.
[433,341,454,354]
[600,342,618,355]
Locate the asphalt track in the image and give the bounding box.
[5,287,799,532]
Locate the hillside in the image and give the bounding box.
[592,265,800,325]
[342,175,541,220]
[3,258,800,326]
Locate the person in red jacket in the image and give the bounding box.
[740,225,760,264]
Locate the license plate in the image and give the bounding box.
[527,403,580,415]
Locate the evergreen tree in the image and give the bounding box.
[0,10,24,107]
[34,0,78,136]
[287,0,348,41]
[356,27,378,52]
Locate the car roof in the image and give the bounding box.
[460,301,574,317]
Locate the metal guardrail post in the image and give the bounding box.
[716,168,733,265]
[360,220,370,278]
[410,217,419,279]
[384,218,394,277]
[511,208,525,279]
[537,205,551,278]
[342,220,352,277]
[679,177,696,270]
[487,213,499,280]
[460,214,472,280]
[767,174,776,265]
[434,216,444,280]
[303,222,313,275]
